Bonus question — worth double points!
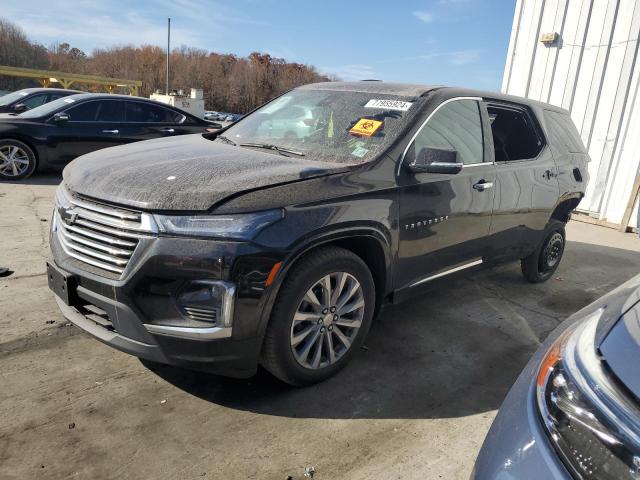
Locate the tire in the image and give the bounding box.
[261,246,375,386]
[521,220,566,283]
[0,139,37,180]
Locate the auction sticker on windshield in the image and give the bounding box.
[350,118,383,137]
[365,99,413,111]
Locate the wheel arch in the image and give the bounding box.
[255,227,393,340]
[549,193,583,223]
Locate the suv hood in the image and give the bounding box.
[63,134,352,211]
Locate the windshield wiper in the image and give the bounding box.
[216,135,237,146]
[238,142,305,157]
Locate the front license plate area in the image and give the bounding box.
[46,262,77,306]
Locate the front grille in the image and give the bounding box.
[54,186,150,276]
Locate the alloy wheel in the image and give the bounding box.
[0,145,30,177]
[542,232,564,270]
[290,272,365,370]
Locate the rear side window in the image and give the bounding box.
[486,104,543,161]
[95,101,124,122]
[408,99,484,165]
[545,110,585,153]
[125,102,184,123]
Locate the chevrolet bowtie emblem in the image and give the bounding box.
[59,207,79,225]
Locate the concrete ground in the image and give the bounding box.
[1,175,639,480]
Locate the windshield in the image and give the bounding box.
[0,90,30,107]
[219,89,425,164]
[19,96,81,118]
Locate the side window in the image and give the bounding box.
[66,101,101,122]
[21,94,48,109]
[486,104,543,162]
[409,99,484,165]
[48,93,66,102]
[125,102,183,123]
[95,101,124,122]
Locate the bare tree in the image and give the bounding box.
[0,19,48,90]
[0,17,333,112]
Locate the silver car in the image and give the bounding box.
[473,273,640,479]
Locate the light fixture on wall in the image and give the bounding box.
[540,32,559,46]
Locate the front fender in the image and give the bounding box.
[253,224,393,340]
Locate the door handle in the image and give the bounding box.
[160,128,175,134]
[102,129,119,134]
[473,181,494,191]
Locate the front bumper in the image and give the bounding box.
[50,276,262,379]
[48,228,280,378]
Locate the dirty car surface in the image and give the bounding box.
[47,81,589,386]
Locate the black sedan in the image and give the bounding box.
[0,88,83,114]
[0,94,222,180]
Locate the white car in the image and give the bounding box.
[256,105,314,139]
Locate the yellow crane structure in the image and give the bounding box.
[0,65,142,95]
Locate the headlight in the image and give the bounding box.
[536,308,640,479]
[154,209,283,240]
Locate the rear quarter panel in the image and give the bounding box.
[541,109,589,205]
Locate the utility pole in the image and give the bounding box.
[166,17,171,94]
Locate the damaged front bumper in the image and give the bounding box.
[47,231,273,378]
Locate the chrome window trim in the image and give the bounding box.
[397,96,485,176]
[462,161,495,168]
[410,258,483,288]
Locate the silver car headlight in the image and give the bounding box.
[153,209,283,240]
[536,308,640,479]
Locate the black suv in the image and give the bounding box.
[47,82,589,386]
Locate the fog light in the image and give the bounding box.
[177,281,236,327]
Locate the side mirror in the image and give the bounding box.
[13,103,27,113]
[408,147,463,174]
[53,112,70,124]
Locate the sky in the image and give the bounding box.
[4,0,517,90]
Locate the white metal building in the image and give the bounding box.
[150,88,205,119]
[503,0,640,229]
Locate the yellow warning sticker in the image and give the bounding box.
[349,118,383,137]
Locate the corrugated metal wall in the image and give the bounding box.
[503,0,640,227]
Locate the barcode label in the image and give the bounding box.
[364,99,413,111]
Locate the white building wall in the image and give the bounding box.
[503,0,640,227]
